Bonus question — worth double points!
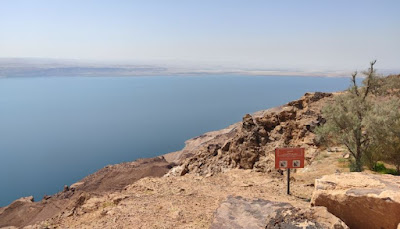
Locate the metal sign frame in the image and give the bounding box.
[275,148,305,195]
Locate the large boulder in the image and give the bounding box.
[311,173,400,229]
[210,196,348,229]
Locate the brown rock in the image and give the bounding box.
[221,141,231,151]
[78,156,172,193]
[277,107,297,122]
[170,92,336,176]
[242,114,256,131]
[210,196,348,229]
[311,173,400,229]
[307,92,333,102]
[255,113,279,131]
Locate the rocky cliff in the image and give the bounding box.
[167,92,333,176]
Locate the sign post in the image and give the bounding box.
[287,168,290,195]
[275,148,305,195]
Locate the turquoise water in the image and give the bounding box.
[0,75,352,206]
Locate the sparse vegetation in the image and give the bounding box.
[317,61,400,174]
[315,152,329,162]
[374,162,398,175]
[102,201,116,208]
[369,74,400,97]
[337,158,347,163]
[337,158,349,169]
[316,61,377,172]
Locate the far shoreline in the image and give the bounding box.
[0,73,354,79]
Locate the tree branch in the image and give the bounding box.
[352,71,359,96]
[363,60,377,101]
[343,141,356,158]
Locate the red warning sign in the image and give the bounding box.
[275,148,305,169]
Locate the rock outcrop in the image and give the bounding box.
[210,196,348,229]
[0,195,63,228]
[0,156,173,228]
[311,173,400,229]
[78,156,172,193]
[169,92,333,176]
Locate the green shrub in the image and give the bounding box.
[337,158,347,163]
[374,163,399,175]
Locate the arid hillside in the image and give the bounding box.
[1,91,399,229]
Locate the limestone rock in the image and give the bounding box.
[16,196,34,203]
[70,182,84,190]
[311,173,400,229]
[210,196,348,229]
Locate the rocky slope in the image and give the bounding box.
[2,91,399,228]
[166,92,333,176]
[0,157,173,228]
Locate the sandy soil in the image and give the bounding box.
[36,150,348,229]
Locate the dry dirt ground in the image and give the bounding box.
[0,157,173,228]
[31,150,348,229]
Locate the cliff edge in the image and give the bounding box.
[0,92,361,228]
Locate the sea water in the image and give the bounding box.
[0,75,353,206]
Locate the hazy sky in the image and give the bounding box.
[1,0,399,70]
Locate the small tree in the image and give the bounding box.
[316,61,376,171]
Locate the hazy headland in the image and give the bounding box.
[2,58,399,78]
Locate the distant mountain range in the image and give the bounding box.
[1,58,399,78]
[0,58,167,77]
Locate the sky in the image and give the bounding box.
[1,0,399,71]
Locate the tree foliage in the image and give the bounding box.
[317,61,400,174]
[369,74,400,97]
[366,99,400,173]
[316,61,376,172]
